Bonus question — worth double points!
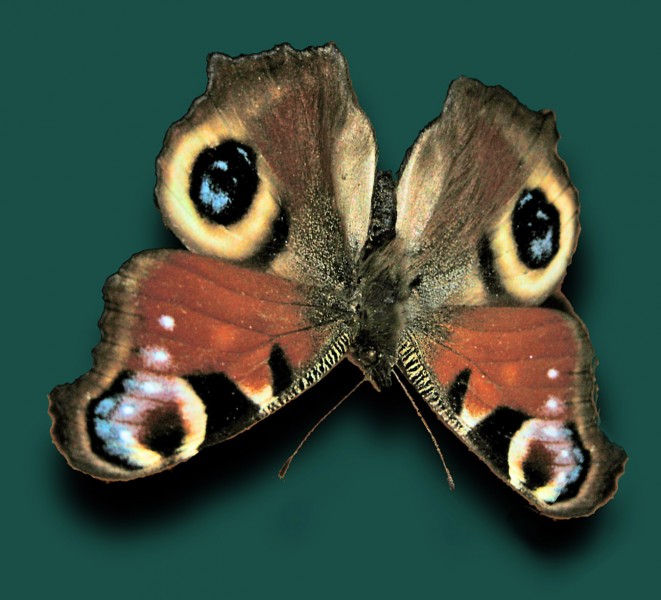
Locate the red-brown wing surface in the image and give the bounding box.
[50,250,351,480]
[400,305,626,518]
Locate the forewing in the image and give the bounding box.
[396,77,578,308]
[50,251,351,480]
[156,43,376,288]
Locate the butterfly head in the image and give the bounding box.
[350,337,395,391]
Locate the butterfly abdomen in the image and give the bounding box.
[352,238,411,389]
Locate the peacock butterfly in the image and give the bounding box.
[49,43,626,518]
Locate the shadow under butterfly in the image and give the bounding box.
[49,43,626,519]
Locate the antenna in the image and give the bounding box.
[278,378,367,479]
[393,369,455,491]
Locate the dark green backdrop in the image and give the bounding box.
[4,1,656,598]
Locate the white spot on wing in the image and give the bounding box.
[140,380,163,395]
[542,424,562,439]
[119,428,133,443]
[545,395,562,414]
[141,346,171,369]
[159,314,175,331]
[547,368,559,380]
[121,404,136,417]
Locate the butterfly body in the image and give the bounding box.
[352,247,410,387]
[50,43,625,518]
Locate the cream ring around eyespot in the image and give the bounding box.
[489,163,578,304]
[507,418,586,504]
[121,380,207,469]
[90,374,208,471]
[157,113,281,262]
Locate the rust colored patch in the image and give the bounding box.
[426,307,584,421]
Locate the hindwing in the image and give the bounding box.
[50,251,351,480]
[399,304,625,518]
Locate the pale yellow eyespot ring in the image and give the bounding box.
[156,111,281,262]
[489,164,578,304]
[89,373,207,471]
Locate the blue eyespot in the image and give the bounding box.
[189,141,259,226]
[86,372,194,470]
[511,189,560,269]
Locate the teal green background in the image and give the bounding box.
[4,1,657,598]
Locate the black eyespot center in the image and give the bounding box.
[511,188,560,269]
[140,405,186,458]
[522,441,554,489]
[189,140,259,226]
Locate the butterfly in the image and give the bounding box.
[49,43,626,518]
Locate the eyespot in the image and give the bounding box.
[511,189,560,269]
[508,419,588,504]
[485,165,578,304]
[189,141,259,226]
[87,372,207,472]
[156,112,284,263]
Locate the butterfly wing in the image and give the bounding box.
[396,77,579,308]
[50,251,353,480]
[156,43,376,285]
[395,78,626,517]
[400,304,625,518]
[50,44,377,480]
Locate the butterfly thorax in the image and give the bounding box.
[351,242,411,389]
[349,172,410,390]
